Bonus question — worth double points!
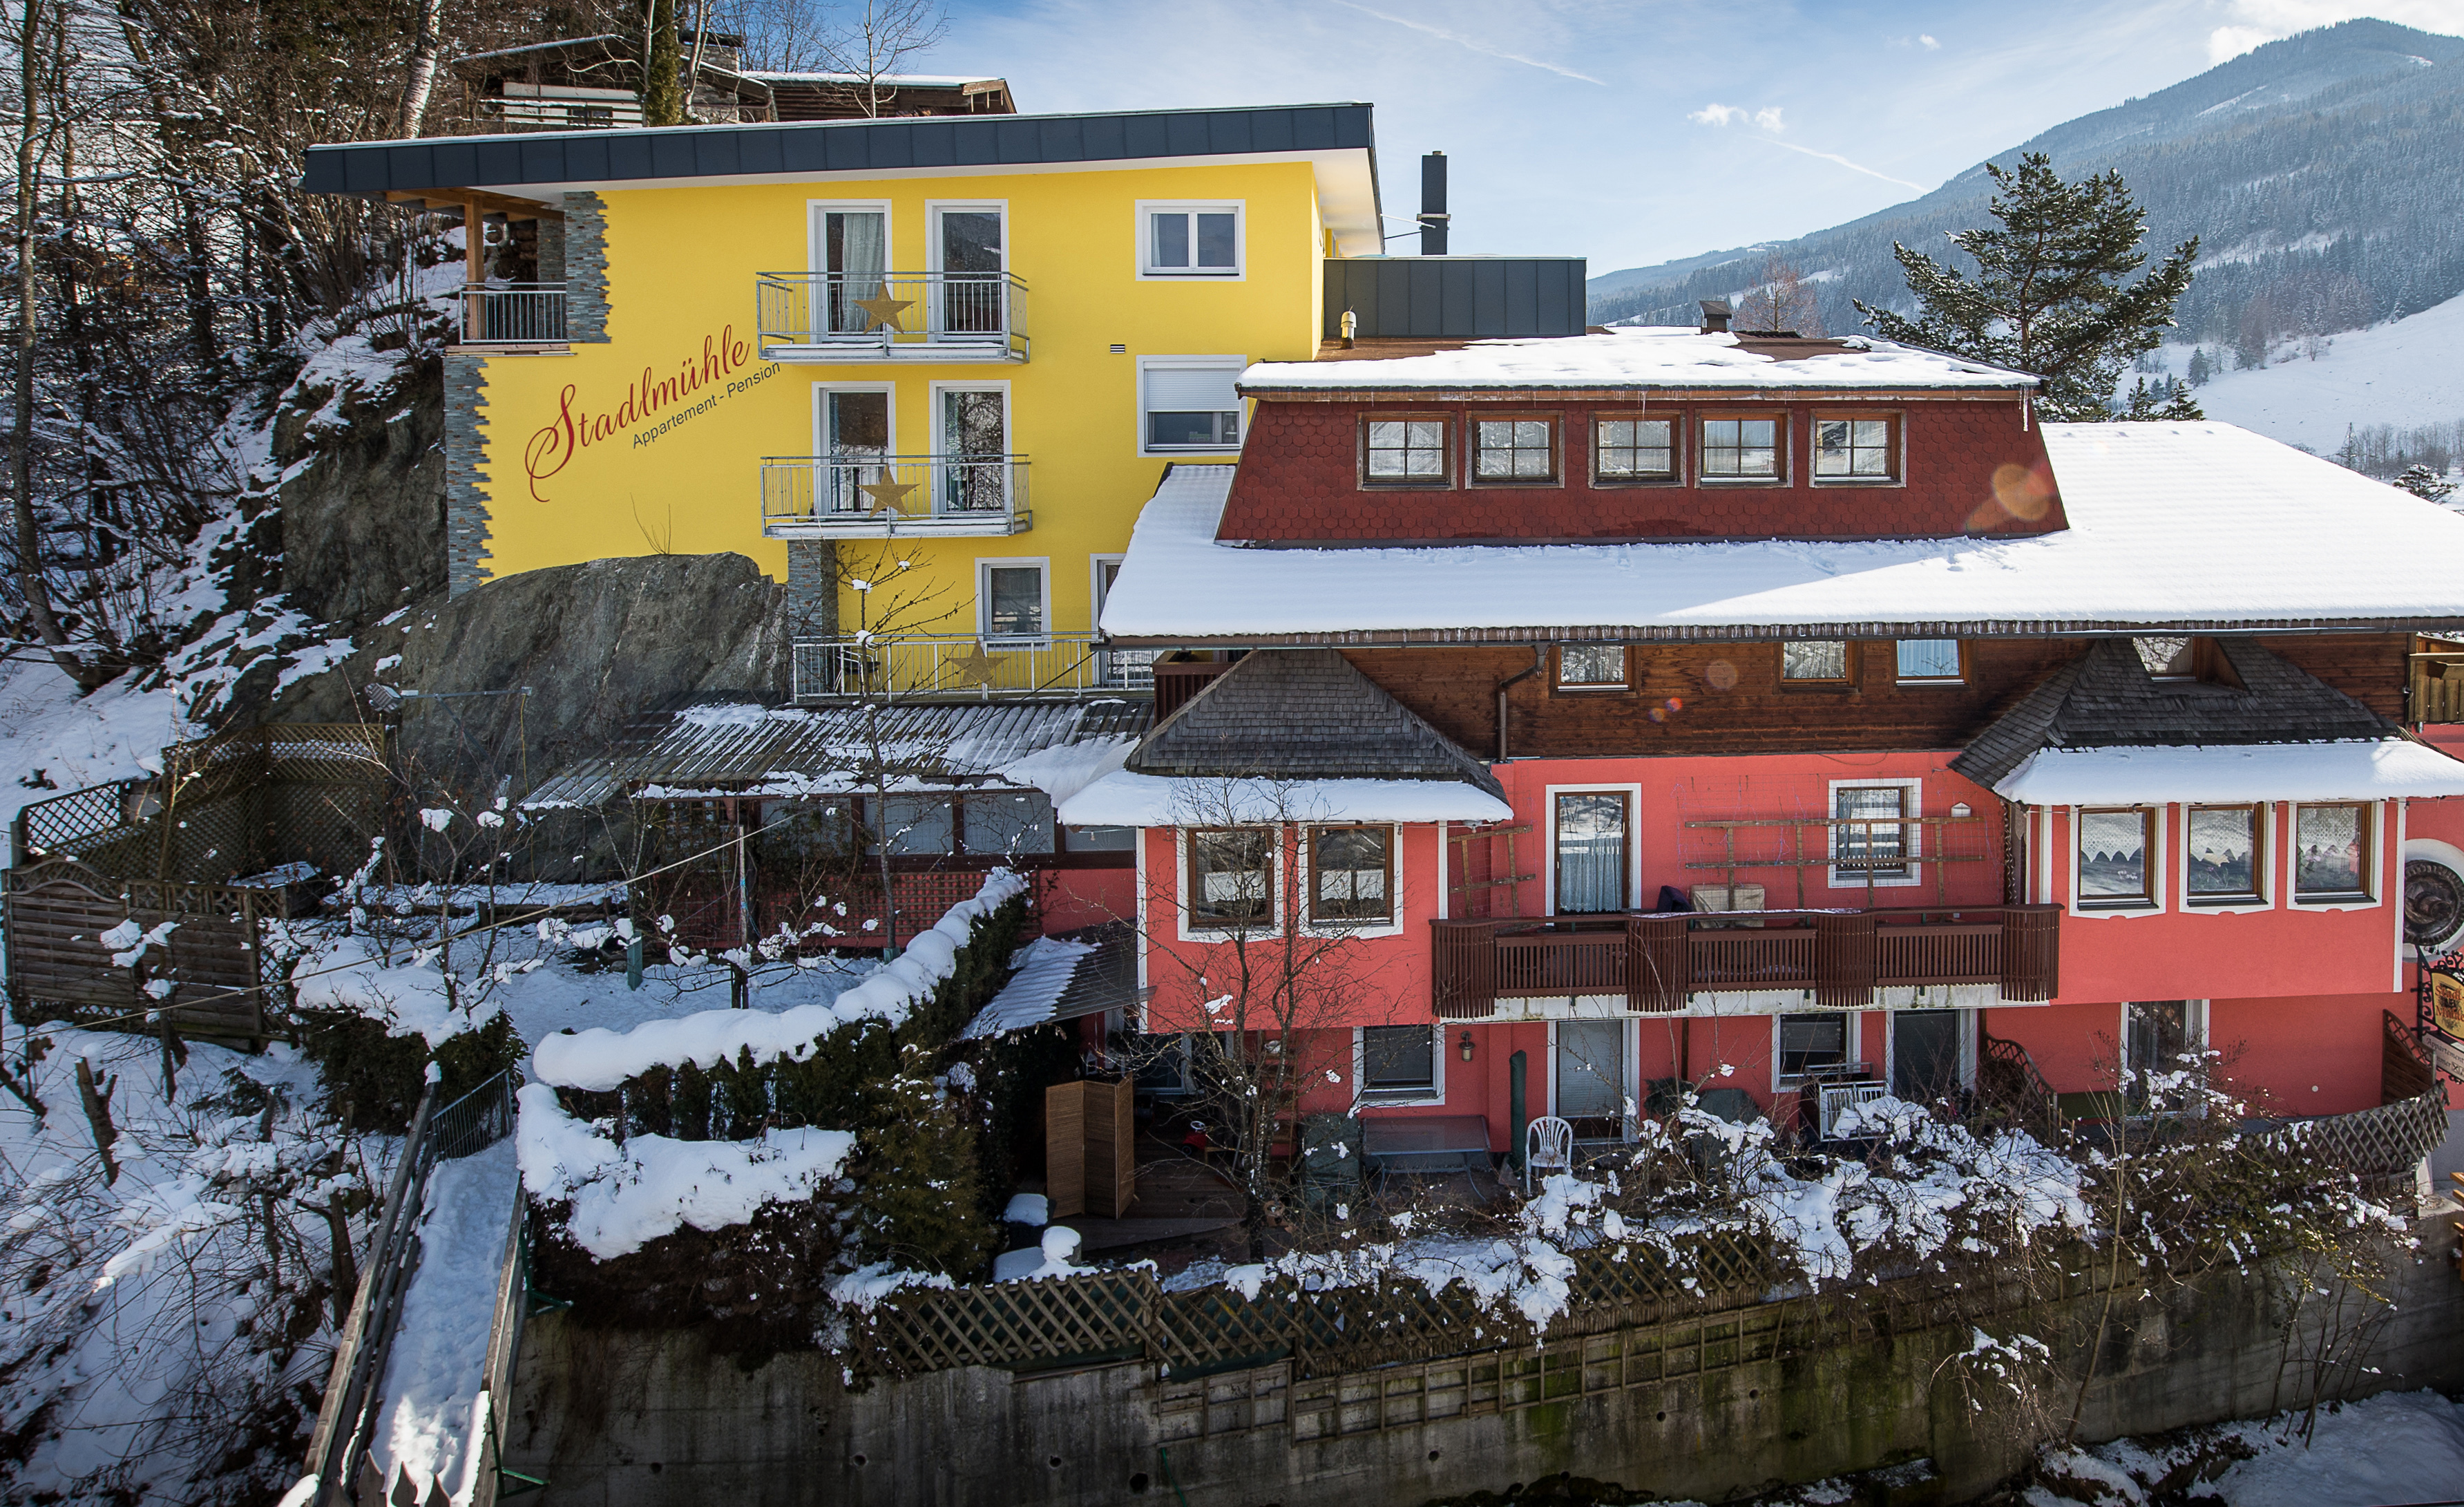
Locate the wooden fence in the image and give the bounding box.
[2,860,278,1039]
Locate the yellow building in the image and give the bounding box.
[305,105,1389,697]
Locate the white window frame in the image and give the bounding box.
[1352,1022,1445,1108]
[1772,1009,1865,1092]
[2120,998,2209,1073]
[1545,1018,1638,1132]
[928,378,1011,454]
[1826,777,1923,890]
[1542,782,1643,916]
[1299,822,1404,938]
[1893,638,1964,685]
[975,556,1050,647]
[1136,200,1246,281]
[805,198,895,277]
[1174,826,1284,942]
[2288,799,2386,912]
[2070,804,2168,917]
[1882,1007,1978,1097]
[924,199,1008,273]
[810,379,897,456]
[1137,354,1248,457]
[2178,801,2276,915]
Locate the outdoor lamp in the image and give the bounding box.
[1458,1031,1475,1062]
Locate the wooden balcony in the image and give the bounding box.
[1430,905,2061,1021]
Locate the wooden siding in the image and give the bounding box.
[1341,634,2409,760]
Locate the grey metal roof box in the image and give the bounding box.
[1323,256,1589,341]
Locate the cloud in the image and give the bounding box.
[1920,33,1941,49]
[2205,0,2464,64]
[1690,102,1785,131]
[1328,0,1607,85]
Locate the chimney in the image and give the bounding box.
[1417,151,1450,256]
[1699,298,1731,334]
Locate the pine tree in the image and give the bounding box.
[640,0,686,127]
[2117,376,2206,422]
[2396,463,2458,502]
[2186,347,2212,387]
[1855,153,2199,421]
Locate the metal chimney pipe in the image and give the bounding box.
[1418,151,1449,255]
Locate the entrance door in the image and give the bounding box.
[939,389,1006,514]
[815,207,886,336]
[1891,1010,1962,1103]
[1554,1021,1627,1138]
[934,207,1004,334]
[1554,793,1628,913]
[821,389,890,514]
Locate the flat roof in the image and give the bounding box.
[300,102,1384,252]
[1098,424,2464,643]
[1243,328,2036,395]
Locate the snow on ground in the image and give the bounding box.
[0,658,199,838]
[366,1141,518,1504]
[2028,1389,2464,1507]
[2172,292,2464,454]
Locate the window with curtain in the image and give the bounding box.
[1895,639,1961,681]
[2186,805,2261,902]
[2295,803,2370,899]
[822,209,886,334]
[1189,828,1273,929]
[981,564,1044,643]
[2079,808,2156,907]
[1554,793,1627,913]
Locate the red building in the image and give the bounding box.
[1062,318,2464,1159]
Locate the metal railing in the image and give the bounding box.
[761,453,1029,535]
[754,270,1029,360]
[457,283,568,345]
[1431,905,2063,1020]
[302,1070,520,1506]
[791,632,1152,701]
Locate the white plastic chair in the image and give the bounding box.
[1523,1115,1574,1195]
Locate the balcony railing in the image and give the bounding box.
[2410,646,2464,725]
[792,632,1154,701]
[457,283,568,345]
[1430,905,2062,1021]
[761,453,1029,537]
[754,271,1029,361]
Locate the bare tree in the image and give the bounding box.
[1735,254,1825,336]
[819,0,949,116]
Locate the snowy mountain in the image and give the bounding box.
[1589,19,2464,354]
[2155,287,2464,459]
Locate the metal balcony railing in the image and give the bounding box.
[457,283,568,345]
[754,270,1029,361]
[761,453,1029,536]
[1430,904,2063,1020]
[791,632,1152,701]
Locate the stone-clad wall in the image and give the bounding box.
[442,352,491,598]
[499,1215,2464,1506]
[564,191,611,345]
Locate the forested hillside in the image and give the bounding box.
[1591,19,2464,361]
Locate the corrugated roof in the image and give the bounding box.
[526,698,1148,807]
[959,924,1139,1039]
[1951,638,2396,790]
[1125,648,1504,797]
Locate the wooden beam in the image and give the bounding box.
[383,187,562,220]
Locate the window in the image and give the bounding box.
[1188,828,1273,930]
[1782,641,1851,683]
[1554,792,1630,913]
[1594,417,1674,482]
[930,205,1005,337]
[2186,804,2262,903]
[1364,417,1449,484]
[2294,803,2371,900]
[1362,1025,1436,1094]
[1779,1012,1851,1080]
[1140,357,1243,454]
[873,795,955,855]
[1556,643,1629,690]
[938,386,1009,515]
[965,790,1056,857]
[979,560,1047,644]
[1141,203,1242,277]
[1813,417,1898,480]
[1701,416,1781,480]
[1895,639,1962,682]
[2123,1001,2203,1101]
[2079,808,2157,908]
[1473,418,1557,482]
[2134,636,2194,679]
[1310,825,1393,925]
[1063,824,1136,852]
[1834,785,1909,880]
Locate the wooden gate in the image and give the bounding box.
[3,860,271,1039]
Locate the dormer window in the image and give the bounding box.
[1363,416,1450,486]
[1594,416,1675,482]
[1701,416,1782,481]
[1813,416,1899,482]
[1473,418,1558,483]
[2135,636,2193,679]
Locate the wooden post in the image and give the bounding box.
[1045,1081,1086,1217]
[464,200,484,340]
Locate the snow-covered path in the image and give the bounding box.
[366,1141,519,1504]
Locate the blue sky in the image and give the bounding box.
[927,0,2464,274]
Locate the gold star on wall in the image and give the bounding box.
[852,292,914,332]
[858,477,917,513]
[944,643,1004,687]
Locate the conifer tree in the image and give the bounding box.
[640,0,686,126]
[2119,376,2204,422]
[2396,462,2458,503]
[1856,152,2199,421]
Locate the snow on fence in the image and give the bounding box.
[3,859,282,1039]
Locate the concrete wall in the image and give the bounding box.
[501,1215,2464,1506]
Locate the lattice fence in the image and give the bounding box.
[2248,1084,2450,1186]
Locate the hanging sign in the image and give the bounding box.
[2427,949,2464,1046]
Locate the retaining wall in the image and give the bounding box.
[500,1213,2464,1506]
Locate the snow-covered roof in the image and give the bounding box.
[1240,328,2036,394]
[1992,738,2464,804]
[1100,424,2464,643]
[1057,771,1511,826]
[745,70,1006,87]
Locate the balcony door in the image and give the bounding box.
[1554,791,1630,914]
[939,388,1007,515]
[819,387,891,515]
[812,205,888,337]
[1889,1009,1966,1104]
[930,205,1004,336]
[1554,1020,1627,1139]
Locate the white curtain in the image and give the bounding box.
[828,211,885,333]
[1555,794,1626,913]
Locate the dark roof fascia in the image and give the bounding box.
[300,102,1377,198]
[1101,618,2464,650]
[1240,383,2037,400]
